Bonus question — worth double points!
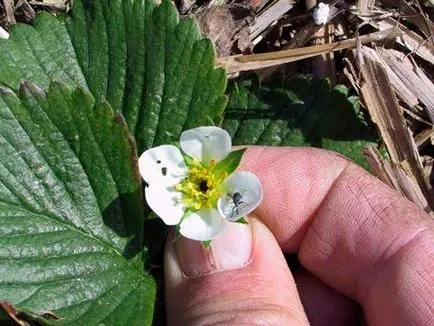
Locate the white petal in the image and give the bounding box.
[180,126,231,164]
[217,172,263,221]
[138,145,187,188]
[0,26,9,40]
[179,208,228,241]
[139,145,188,225]
[313,3,330,25]
[145,185,185,225]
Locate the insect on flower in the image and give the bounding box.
[138,126,263,242]
[226,192,246,219]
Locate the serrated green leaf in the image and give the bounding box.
[0,82,155,325]
[222,75,378,168]
[214,148,246,175]
[0,12,87,91]
[0,3,228,320]
[0,0,227,155]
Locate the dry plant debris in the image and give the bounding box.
[1,0,434,213]
[346,51,434,212]
[195,4,253,56]
[217,28,400,73]
[363,146,433,213]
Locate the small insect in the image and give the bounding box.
[161,167,167,176]
[227,192,246,218]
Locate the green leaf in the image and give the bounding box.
[201,240,212,248]
[234,217,249,225]
[0,82,155,324]
[0,0,227,155]
[0,3,227,320]
[0,12,87,91]
[222,75,378,168]
[214,148,246,175]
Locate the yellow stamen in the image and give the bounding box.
[193,202,202,210]
[174,158,227,212]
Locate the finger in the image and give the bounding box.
[241,147,434,325]
[240,146,350,251]
[293,269,361,326]
[164,218,309,325]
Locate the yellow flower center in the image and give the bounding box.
[174,158,227,211]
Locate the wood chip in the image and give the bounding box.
[346,48,434,210]
[15,0,36,23]
[249,0,294,41]
[363,47,420,107]
[357,0,376,15]
[381,0,434,41]
[376,47,434,123]
[2,0,16,24]
[358,15,434,64]
[217,28,400,74]
[257,1,345,79]
[363,147,433,214]
[415,128,434,148]
[27,0,70,10]
[196,4,253,57]
[360,46,434,123]
[178,0,196,14]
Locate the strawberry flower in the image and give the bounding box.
[138,126,263,242]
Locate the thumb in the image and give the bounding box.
[164,218,309,325]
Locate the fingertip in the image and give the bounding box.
[164,218,308,325]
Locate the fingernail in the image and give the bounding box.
[173,222,253,278]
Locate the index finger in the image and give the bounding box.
[241,147,434,325]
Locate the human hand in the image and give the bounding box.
[164,147,434,325]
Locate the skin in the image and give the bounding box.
[164,147,434,325]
